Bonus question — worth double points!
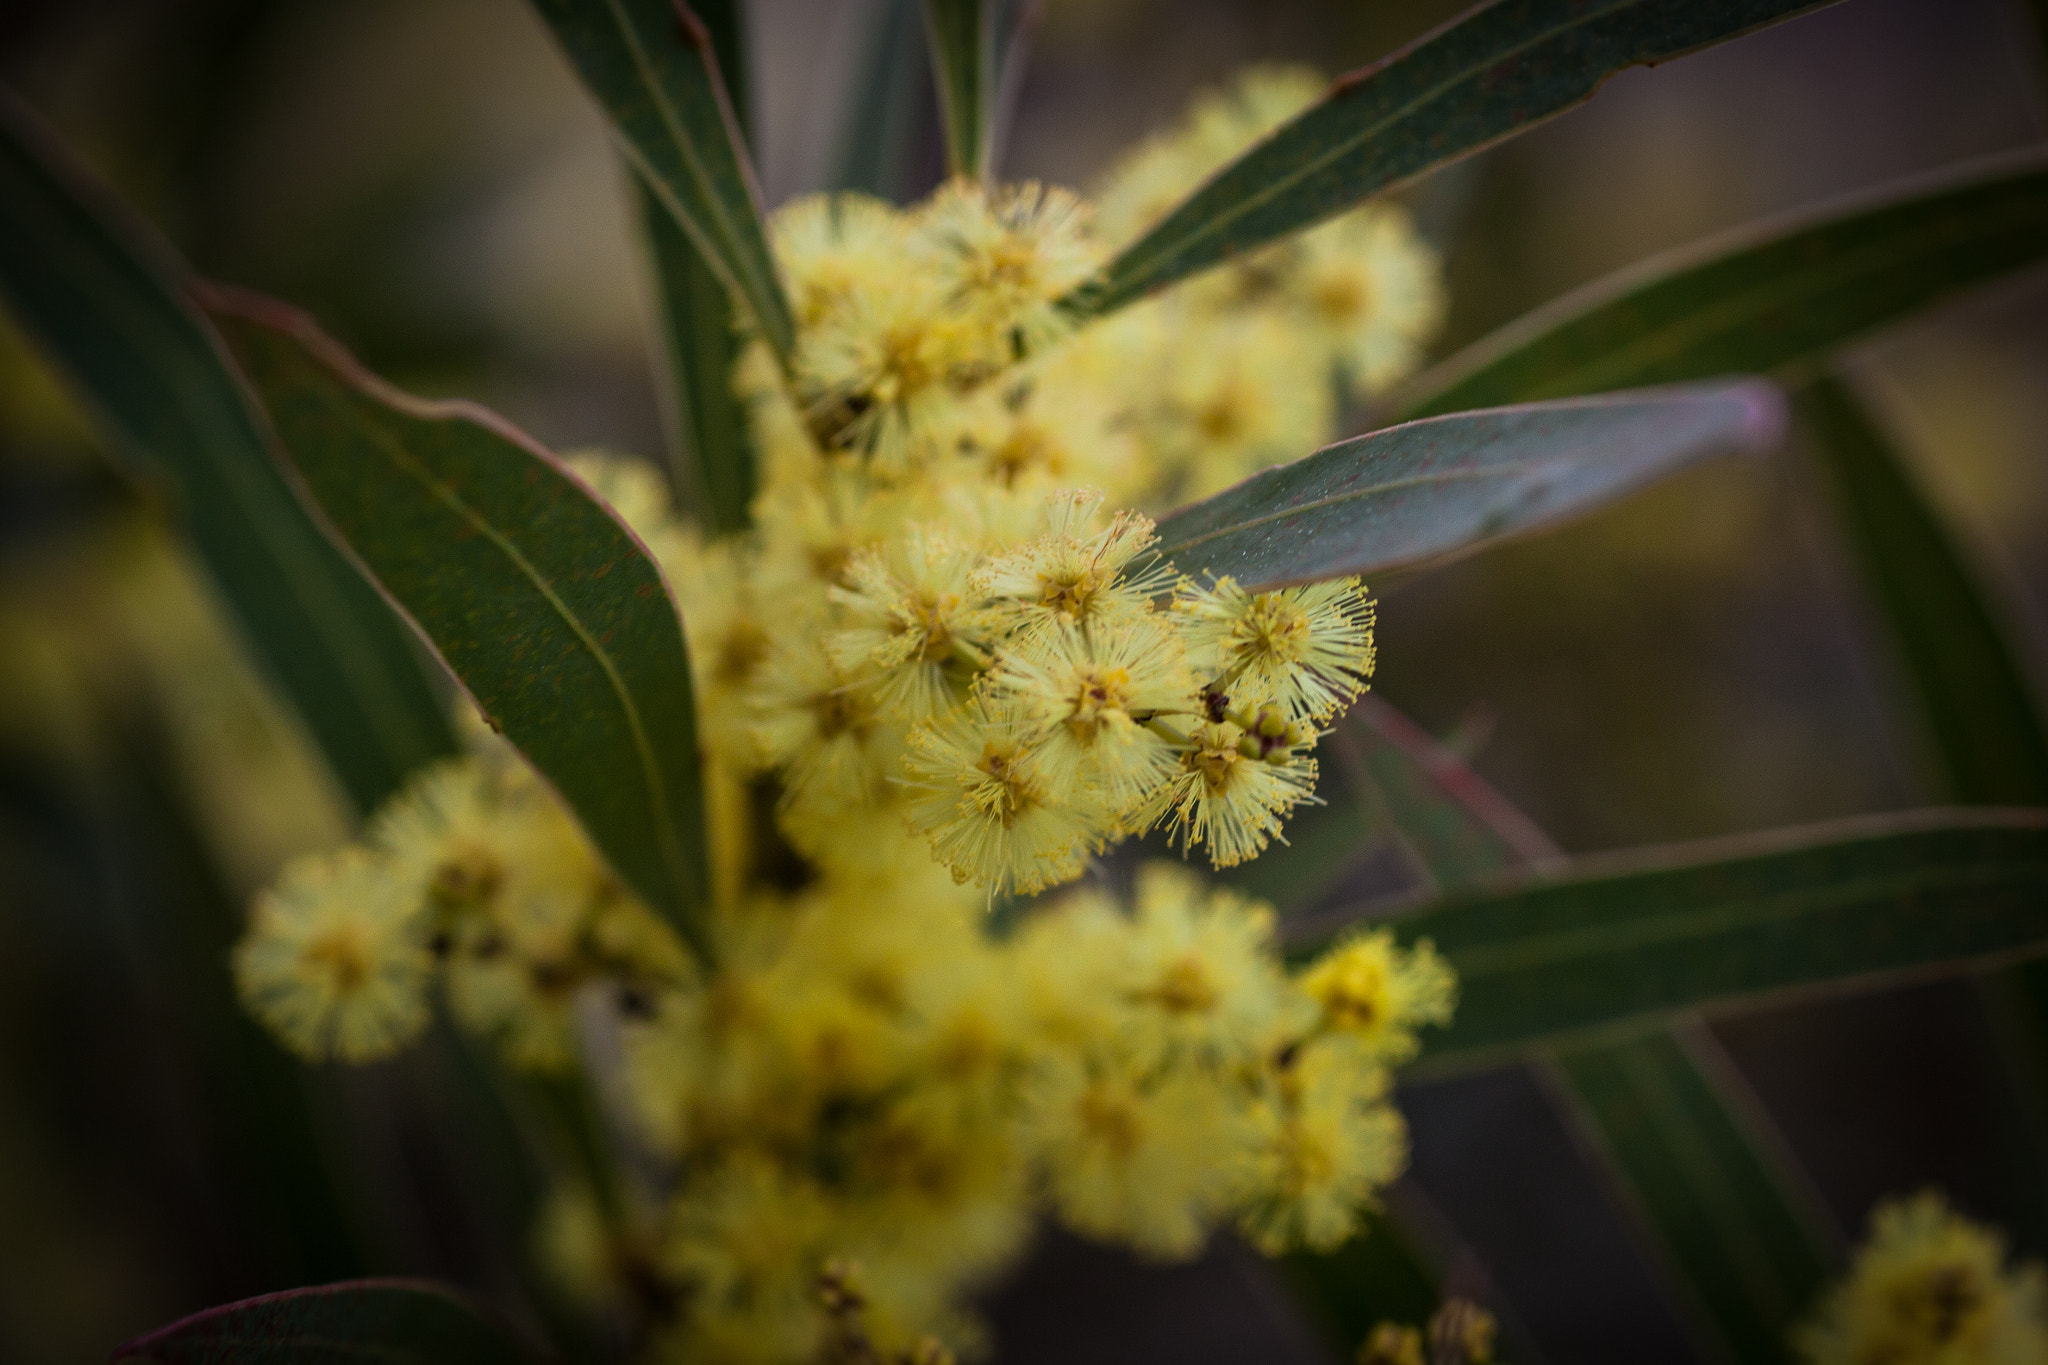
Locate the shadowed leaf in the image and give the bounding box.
[0,91,453,815]
[922,0,991,179]
[113,1280,541,1365]
[1399,153,2048,419]
[530,0,796,367]
[1550,1029,1837,1363]
[1154,382,1784,591]
[1060,0,1838,320]
[1798,378,2048,805]
[1288,810,2048,1074]
[1797,376,2048,1253]
[634,0,754,529]
[1341,700,1838,1363]
[829,0,931,199]
[205,289,712,959]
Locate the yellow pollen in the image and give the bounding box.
[302,926,372,993]
[1310,272,1370,324]
[904,593,960,661]
[977,742,1033,826]
[715,620,770,685]
[1148,954,1220,1014]
[1240,593,1311,661]
[1189,741,1239,794]
[1078,1087,1142,1159]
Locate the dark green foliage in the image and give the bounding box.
[1401,156,2048,417]
[1061,0,1839,320]
[1290,811,2048,1071]
[206,292,713,959]
[1154,382,1782,591]
[0,93,453,816]
[529,0,796,366]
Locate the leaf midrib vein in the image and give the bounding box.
[1096,0,1636,296]
[1447,861,2042,979]
[335,394,689,912]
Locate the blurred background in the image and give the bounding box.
[2,1,2046,1362]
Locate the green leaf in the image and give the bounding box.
[1551,1029,1836,1364]
[1798,378,2048,804]
[113,1280,541,1365]
[921,0,992,180]
[1288,810,2048,1074]
[1796,378,2048,1254]
[530,0,796,369]
[639,173,755,531]
[1153,381,1783,592]
[204,290,713,960]
[1342,696,1557,888]
[1399,153,2048,419]
[1059,0,1838,320]
[828,0,930,199]
[1341,699,1838,1364]
[0,90,454,815]
[633,1,755,531]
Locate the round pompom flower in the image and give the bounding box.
[235,846,434,1063]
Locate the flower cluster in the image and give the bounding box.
[234,64,1452,1363]
[1797,1192,2048,1365]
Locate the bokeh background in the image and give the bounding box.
[3,1,2047,1362]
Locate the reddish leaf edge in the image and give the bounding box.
[110,1277,545,1364]
[188,280,689,636]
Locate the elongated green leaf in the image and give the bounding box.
[1342,700,1837,1364]
[1287,810,2048,1073]
[1343,696,1557,886]
[1552,1029,1835,1364]
[204,290,712,959]
[1059,0,1838,320]
[1797,378,2048,1253]
[1400,154,2048,419]
[1154,382,1783,592]
[922,0,991,180]
[530,0,796,368]
[640,174,755,532]
[114,1280,540,1365]
[829,0,930,198]
[636,0,754,529]
[1799,378,2048,803]
[0,91,453,815]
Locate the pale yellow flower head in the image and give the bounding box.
[235,846,433,1063]
[1799,1192,2048,1365]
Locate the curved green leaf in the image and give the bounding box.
[1154,381,1783,591]
[636,0,754,530]
[1551,1029,1836,1364]
[530,0,796,368]
[1344,696,1557,887]
[829,0,930,199]
[204,289,712,960]
[1797,378,2048,1250]
[1400,153,2048,419]
[1341,700,1838,1364]
[113,1280,541,1365]
[922,0,991,180]
[1798,377,2048,804]
[1289,811,2048,1075]
[0,90,453,815]
[1059,0,1838,320]
[640,172,755,532]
